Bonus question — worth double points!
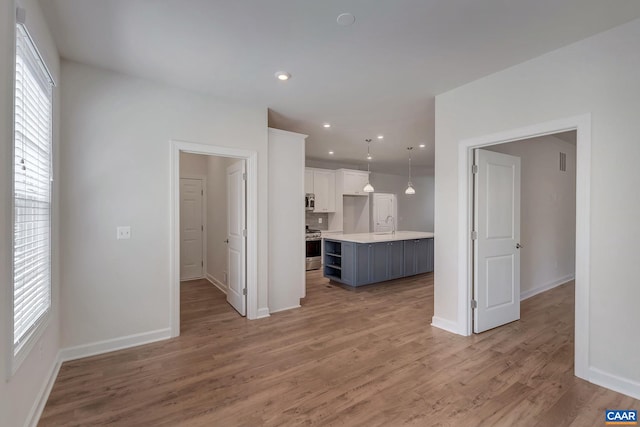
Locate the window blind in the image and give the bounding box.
[13,24,54,352]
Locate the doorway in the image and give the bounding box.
[171,140,259,337]
[180,176,205,281]
[457,114,591,380]
[178,152,247,317]
[471,132,577,333]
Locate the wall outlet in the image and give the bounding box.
[318,217,323,224]
[117,226,131,240]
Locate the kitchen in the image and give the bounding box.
[304,157,435,287]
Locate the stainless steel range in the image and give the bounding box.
[305,227,322,271]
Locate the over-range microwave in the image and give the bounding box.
[305,193,315,211]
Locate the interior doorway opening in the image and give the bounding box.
[471,131,577,333]
[457,114,591,381]
[178,152,247,319]
[171,140,259,337]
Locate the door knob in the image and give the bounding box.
[224,239,229,244]
[516,243,523,249]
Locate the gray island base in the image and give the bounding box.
[323,231,434,287]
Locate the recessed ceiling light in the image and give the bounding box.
[336,13,356,26]
[328,151,334,155]
[323,123,331,128]
[275,71,291,81]
[419,144,426,148]
[377,135,384,140]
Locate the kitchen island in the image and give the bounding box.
[323,232,434,287]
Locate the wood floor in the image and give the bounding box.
[40,271,638,426]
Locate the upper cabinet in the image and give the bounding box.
[305,168,336,213]
[339,169,370,196]
[313,170,336,212]
[304,169,314,194]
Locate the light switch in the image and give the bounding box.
[318,217,323,224]
[117,226,131,240]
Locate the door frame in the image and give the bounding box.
[170,140,258,337]
[457,114,591,380]
[179,175,207,281]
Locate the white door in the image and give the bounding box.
[313,170,335,212]
[373,193,396,232]
[473,149,521,333]
[226,161,247,316]
[343,171,369,195]
[304,169,314,194]
[180,178,204,280]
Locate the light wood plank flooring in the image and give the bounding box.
[39,271,638,426]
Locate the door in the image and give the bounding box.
[180,178,204,280]
[226,161,247,316]
[373,193,396,232]
[388,241,404,279]
[404,240,417,276]
[343,171,369,195]
[313,171,335,212]
[371,242,389,282]
[473,149,521,333]
[305,169,314,194]
[355,244,372,285]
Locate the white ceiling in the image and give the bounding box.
[40,1,640,174]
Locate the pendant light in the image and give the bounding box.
[405,147,416,195]
[363,139,374,193]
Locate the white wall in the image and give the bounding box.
[59,61,269,350]
[485,135,576,298]
[434,19,640,395]
[179,152,208,177]
[268,128,306,311]
[305,158,433,177]
[369,172,435,232]
[0,1,61,426]
[343,196,369,234]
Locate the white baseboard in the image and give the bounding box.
[269,304,301,314]
[26,350,62,427]
[205,273,227,294]
[589,367,640,400]
[431,316,464,335]
[59,328,172,363]
[520,274,575,301]
[256,307,270,319]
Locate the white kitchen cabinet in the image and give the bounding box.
[341,170,370,196]
[312,170,335,213]
[304,169,314,194]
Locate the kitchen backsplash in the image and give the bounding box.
[306,212,329,230]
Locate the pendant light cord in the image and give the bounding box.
[405,147,416,194]
[363,139,375,193]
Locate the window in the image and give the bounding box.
[13,23,54,357]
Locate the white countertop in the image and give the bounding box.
[324,231,434,244]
